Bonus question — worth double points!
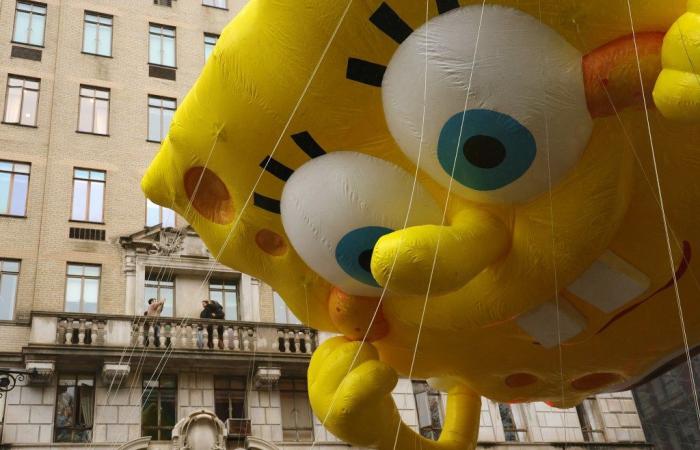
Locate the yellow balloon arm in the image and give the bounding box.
[653,6,700,121]
[371,208,510,296]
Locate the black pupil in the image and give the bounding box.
[463,135,506,169]
[358,249,373,273]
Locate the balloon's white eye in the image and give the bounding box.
[382,6,593,204]
[280,152,441,297]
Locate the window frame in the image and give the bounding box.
[0,259,20,321]
[3,75,40,127]
[82,11,113,58]
[0,160,30,217]
[142,374,177,441]
[144,269,175,317]
[279,378,314,442]
[12,1,47,48]
[148,23,176,68]
[53,373,95,443]
[413,381,444,441]
[273,291,301,325]
[70,168,106,224]
[147,95,176,143]
[203,33,219,63]
[64,263,101,314]
[145,199,176,228]
[77,85,110,136]
[213,376,247,423]
[202,0,228,9]
[208,278,238,321]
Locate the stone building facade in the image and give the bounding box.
[0,0,654,449]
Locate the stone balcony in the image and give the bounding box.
[27,311,316,355]
[21,312,317,383]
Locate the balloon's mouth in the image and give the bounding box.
[593,240,692,335]
[519,242,691,349]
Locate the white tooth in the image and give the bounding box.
[566,250,650,313]
[516,301,586,348]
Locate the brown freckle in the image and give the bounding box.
[505,373,538,388]
[255,229,288,256]
[184,167,234,224]
[571,373,622,391]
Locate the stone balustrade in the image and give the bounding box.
[29,312,316,355]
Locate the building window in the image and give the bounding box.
[413,381,444,441]
[203,0,227,9]
[144,269,174,317]
[82,12,112,56]
[65,263,100,313]
[214,377,246,423]
[153,0,173,6]
[498,403,520,442]
[273,292,300,324]
[71,168,105,223]
[78,86,109,135]
[280,379,313,442]
[13,1,46,47]
[209,279,238,320]
[142,374,177,441]
[0,161,30,217]
[0,260,20,321]
[146,199,176,227]
[4,75,39,126]
[149,24,176,68]
[204,33,218,62]
[54,374,94,443]
[148,95,176,143]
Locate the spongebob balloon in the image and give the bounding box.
[143,1,700,448]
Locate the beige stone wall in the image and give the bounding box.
[0,0,241,319]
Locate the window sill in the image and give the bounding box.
[81,51,113,59]
[146,139,163,144]
[1,121,38,128]
[148,63,178,70]
[202,5,229,10]
[11,41,44,49]
[76,130,110,137]
[69,220,106,226]
[0,214,27,219]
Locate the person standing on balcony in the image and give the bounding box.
[145,298,165,347]
[199,299,225,349]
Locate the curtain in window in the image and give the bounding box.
[79,385,94,428]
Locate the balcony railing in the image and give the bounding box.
[28,312,316,355]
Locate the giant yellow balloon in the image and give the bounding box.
[143,1,700,448]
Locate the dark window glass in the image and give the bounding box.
[54,374,94,443]
[280,379,313,442]
[142,374,177,441]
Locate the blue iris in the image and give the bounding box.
[335,226,393,287]
[437,109,536,191]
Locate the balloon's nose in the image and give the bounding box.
[370,207,510,296]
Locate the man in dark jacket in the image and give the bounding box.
[199,300,226,349]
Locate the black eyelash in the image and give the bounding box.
[291,132,326,159]
[346,58,387,87]
[370,2,413,44]
[260,156,294,181]
[253,193,281,214]
[436,0,460,14]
